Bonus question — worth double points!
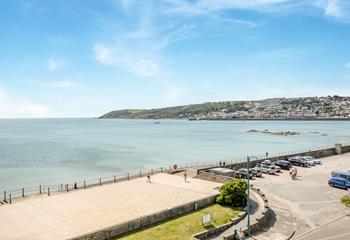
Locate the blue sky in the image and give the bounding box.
[1,0,350,117]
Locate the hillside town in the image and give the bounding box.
[187,96,350,120]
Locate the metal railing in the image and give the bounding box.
[0,143,345,205]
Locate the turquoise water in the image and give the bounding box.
[0,119,350,192]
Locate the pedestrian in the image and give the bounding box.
[184,171,187,182]
[238,228,245,240]
[219,160,222,166]
[74,182,77,189]
[266,152,269,158]
[232,229,239,240]
[223,161,226,166]
[147,173,151,183]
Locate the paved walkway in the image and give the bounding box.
[0,173,220,240]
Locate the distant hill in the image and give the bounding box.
[99,96,350,120]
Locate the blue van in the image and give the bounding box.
[331,171,350,181]
[328,177,350,189]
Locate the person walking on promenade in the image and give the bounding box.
[147,173,151,183]
[219,160,222,166]
[266,152,269,158]
[238,228,245,240]
[184,171,187,182]
[74,182,77,189]
[223,161,226,166]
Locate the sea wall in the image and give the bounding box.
[70,195,218,240]
[197,144,349,174]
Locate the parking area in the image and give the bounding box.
[249,153,350,240]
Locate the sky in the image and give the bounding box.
[1,0,350,118]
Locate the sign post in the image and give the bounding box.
[202,213,212,227]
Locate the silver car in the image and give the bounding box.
[262,160,281,172]
[304,156,321,164]
[301,157,316,166]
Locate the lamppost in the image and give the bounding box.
[246,155,259,236]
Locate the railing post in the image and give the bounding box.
[39,185,42,194]
[66,184,69,192]
[48,187,50,196]
[60,184,63,191]
[161,167,163,173]
[151,169,153,175]
[127,173,130,180]
[139,170,142,178]
[22,188,24,197]
[99,178,102,186]
[9,194,11,204]
[3,190,6,201]
[84,180,86,189]
[114,175,116,183]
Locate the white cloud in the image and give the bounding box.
[47,58,60,71]
[314,0,350,21]
[325,0,343,18]
[94,43,160,77]
[42,80,74,88]
[345,62,350,68]
[0,88,49,118]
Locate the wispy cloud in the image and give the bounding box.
[164,0,291,15]
[42,80,74,88]
[0,87,49,118]
[94,43,160,77]
[47,58,60,71]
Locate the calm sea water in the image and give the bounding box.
[0,118,350,192]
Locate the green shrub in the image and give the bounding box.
[341,195,350,207]
[216,179,247,207]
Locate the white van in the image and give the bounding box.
[260,164,276,175]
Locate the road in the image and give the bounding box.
[249,153,350,240]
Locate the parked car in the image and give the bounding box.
[236,168,253,179]
[274,160,291,170]
[303,156,321,164]
[288,157,310,167]
[328,177,350,189]
[260,164,276,175]
[301,157,316,166]
[331,171,350,181]
[261,160,281,172]
[249,167,262,177]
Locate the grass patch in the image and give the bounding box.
[341,195,350,207]
[116,204,242,240]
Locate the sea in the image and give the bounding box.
[0,118,349,193]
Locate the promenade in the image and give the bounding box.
[0,173,220,240]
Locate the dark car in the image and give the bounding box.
[288,157,309,167]
[274,160,291,170]
[328,177,350,189]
